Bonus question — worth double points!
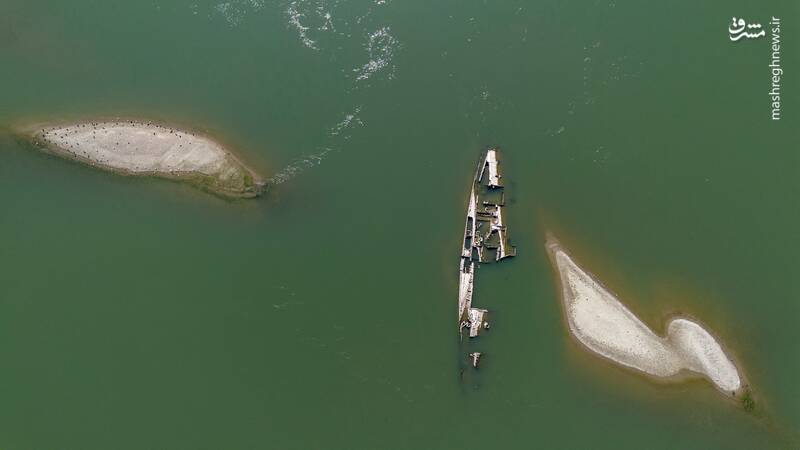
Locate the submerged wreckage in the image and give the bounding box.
[458,148,516,368]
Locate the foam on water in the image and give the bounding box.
[268,105,362,184]
[353,26,398,83]
[267,147,335,185]
[286,1,319,49]
[189,0,400,185]
[329,106,364,137]
[273,0,399,185]
[214,0,265,26]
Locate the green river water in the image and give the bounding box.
[0,0,798,448]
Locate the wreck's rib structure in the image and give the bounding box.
[458,148,516,360]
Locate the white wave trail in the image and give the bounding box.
[268,147,335,185]
[286,1,319,50]
[215,0,265,26]
[353,26,399,82]
[329,106,364,137]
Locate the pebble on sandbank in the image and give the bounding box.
[22,119,266,198]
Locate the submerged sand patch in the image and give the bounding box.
[22,120,265,198]
[546,238,743,396]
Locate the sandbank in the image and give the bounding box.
[20,119,266,198]
[546,238,743,396]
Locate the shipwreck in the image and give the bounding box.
[458,148,516,367]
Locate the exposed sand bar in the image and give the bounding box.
[546,238,743,395]
[21,120,266,198]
